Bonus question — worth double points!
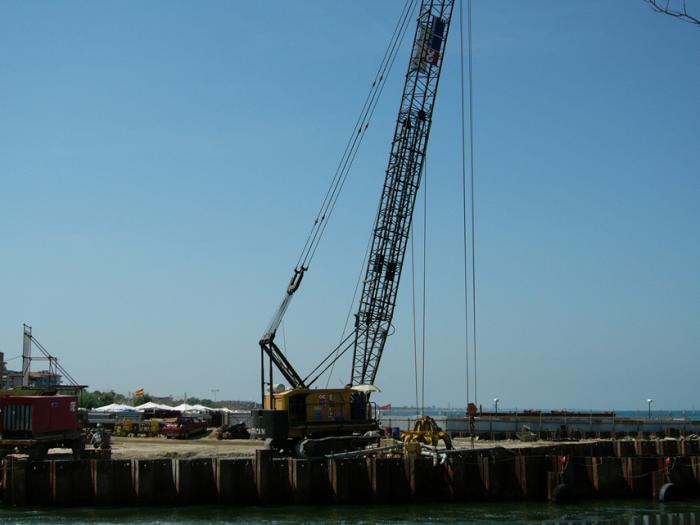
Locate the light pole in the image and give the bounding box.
[494,398,499,414]
[212,389,219,403]
[647,398,654,420]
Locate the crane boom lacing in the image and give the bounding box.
[351,0,455,387]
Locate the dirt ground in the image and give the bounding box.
[101,434,599,460]
[450,437,600,450]
[110,434,263,460]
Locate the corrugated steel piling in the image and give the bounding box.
[368,456,411,503]
[515,455,546,499]
[328,457,371,504]
[2,439,700,507]
[254,449,272,503]
[91,459,136,505]
[215,458,256,505]
[133,459,177,505]
[25,461,51,506]
[51,459,92,506]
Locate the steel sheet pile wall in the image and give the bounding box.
[2,441,700,507]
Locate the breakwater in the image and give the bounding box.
[381,413,700,439]
[2,440,700,507]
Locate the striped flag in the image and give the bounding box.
[134,388,145,397]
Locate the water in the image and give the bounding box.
[1,501,699,525]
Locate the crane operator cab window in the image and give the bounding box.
[289,394,306,424]
[350,391,368,421]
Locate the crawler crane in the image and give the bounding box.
[255,0,456,456]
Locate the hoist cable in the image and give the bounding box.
[411,228,420,415]
[324,230,374,388]
[459,0,470,409]
[318,0,419,387]
[467,0,479,407]
[420,160,428,416]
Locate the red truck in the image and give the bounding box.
[162,415,207,439]
[0,395,86,459]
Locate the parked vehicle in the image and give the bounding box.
[162,416,207,439]
[112,418,138,437]
[215,422,250,440]
[0,395,89,459]
[138,418,165,437]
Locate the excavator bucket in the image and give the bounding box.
[400,416,452,450]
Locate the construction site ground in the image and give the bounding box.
[46,434,604,460]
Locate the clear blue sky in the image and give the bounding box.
[0,1,697,411]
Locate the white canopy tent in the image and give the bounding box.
[168,404,247,414]
[191,404,215,412]
[94,403,138,413]
[173,403,196,412]
[134,401,176,412]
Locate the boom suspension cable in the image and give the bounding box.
[297,0,419,271]
[260,0,419,348]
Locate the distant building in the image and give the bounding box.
[0,351,62,391]
[151,395,175,406]
[219,400,260,411]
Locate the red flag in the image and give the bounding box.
[379,403,392,410]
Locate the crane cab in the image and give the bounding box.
[254,387,377,453]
